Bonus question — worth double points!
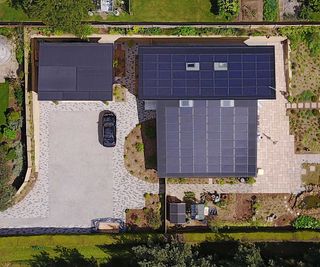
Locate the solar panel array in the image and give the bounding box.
[157,100,257,177]
[169,203,186,224]
[139,46,276,100]
[38,43,113,101]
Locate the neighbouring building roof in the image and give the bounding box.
[157,100,258,178]
[138,45,276,100]
[169,203,186,224]
[38,42,113,101]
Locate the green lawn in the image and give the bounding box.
[0,0,29,21]
[3,231,320,264]
[0,81,9,126]
[94,0,225,22]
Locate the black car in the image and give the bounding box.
[101,111,116,147]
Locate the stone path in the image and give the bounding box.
[286,102,320,109]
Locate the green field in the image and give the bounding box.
[3,231,320,265]
[0,0,29,21]
[102,0,225,22]
[0,81,9,125]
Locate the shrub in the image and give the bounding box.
[172,27,198,36]
[7,111,20,123]
[138,27,162,35]
[3,128,16,141]
[16,44,24,65]
[135,142,144,152]
[217,0,240,19]
[247,177,256,185]
[263,0,279,21]
[183,191,196,203]
[14,85,24,107]
[5,149,16,161]
[299,0,320,20]
[292,215,320,229]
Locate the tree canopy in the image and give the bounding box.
[132,241,213,267]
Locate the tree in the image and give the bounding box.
[29,0,93,37]
[231,243,265,267]
[299,0,320,20]
[132,240,213,267]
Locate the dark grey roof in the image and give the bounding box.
[139,46,276,100]
[157,100,257,178]
[38,42,113,101]
[169,203,186,224]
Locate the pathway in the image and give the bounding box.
[286,102,320,109]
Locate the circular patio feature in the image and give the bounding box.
[0,37,11,65]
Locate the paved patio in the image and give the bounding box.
[167,37,320,199]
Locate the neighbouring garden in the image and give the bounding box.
[0,27,26,210]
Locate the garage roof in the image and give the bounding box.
[38,42,113,101]
[139,45,276,100]
[157,100,258,178]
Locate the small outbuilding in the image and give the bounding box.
[169,203,186,224]
[191,204,205,221]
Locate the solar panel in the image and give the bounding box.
[139,46,276,100]
[157,100,257,177]
[38,43,113,101]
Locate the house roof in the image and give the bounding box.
[169,203,186,224]
[38,42,113,101]
[157,100,257,178]
[139,45,276,100]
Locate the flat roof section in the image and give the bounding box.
[38,42,113,101]
[157,100,258,178]
[139,45,276,100]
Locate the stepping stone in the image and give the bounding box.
[301,168,307,175]
[311,103,317,108]
[310,165,316,172]
[292,103,297,108]
[298,103,304,108]
[305,103,311,108]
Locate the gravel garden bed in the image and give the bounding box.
[288,109,320,153]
